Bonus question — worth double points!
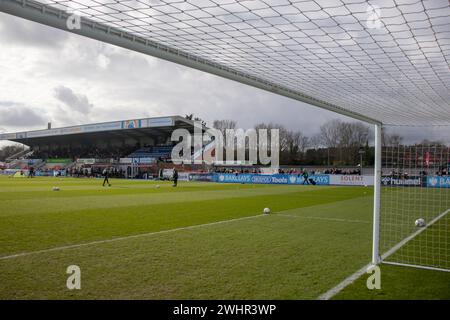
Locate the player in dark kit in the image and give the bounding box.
[301,170,310,185]
[102,168,111,187]
[28,167,34,178]
[172,169,178,187]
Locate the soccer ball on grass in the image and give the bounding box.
[415,218,426,227]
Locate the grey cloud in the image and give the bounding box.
[54,86,94,114]
[0,101,47,127]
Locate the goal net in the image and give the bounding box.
[379,126,450,272]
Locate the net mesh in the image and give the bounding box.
[14,0,450,125]
[380,126,450,270]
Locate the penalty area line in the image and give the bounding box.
[0,214,266,261]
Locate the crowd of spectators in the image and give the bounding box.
[67,166,126,178]
[213,167,262,174]
[32,145,137,161]
[212,167,362,175]
[321,168,361,175]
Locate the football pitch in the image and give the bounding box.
[0,176,448,299]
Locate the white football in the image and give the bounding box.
[263,207,271,214]
[156,185,160,188]
[52,187,60,191]
[415,218,425,227]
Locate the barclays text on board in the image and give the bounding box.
[213,173,330,185]
[427,176,450,188]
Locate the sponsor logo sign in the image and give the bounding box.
[46,158,72,164]
[77,158,96,165]
[122,120,142,129]
[188,173,214,182]
[119,157,156,165]
[381,176,422,186]
[147,117,174,127]
[213,174,330,185]
[330,175,374,186]
[427,176,450,188]
[0,133,17,140]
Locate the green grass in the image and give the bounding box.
[0,176,448,299]
[334,264,450,300]
[380,187,450,270]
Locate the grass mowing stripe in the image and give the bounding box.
[0,214,266,261]
[277,213,370,224]
[0,186,335,217]
[0,187,367,255]
[0,201,371,261]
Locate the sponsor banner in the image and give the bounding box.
[427,176,450,188]
[381,176,423,186]
[122,119,142,129]
[22,121,123,138]
[25,159,42,165]
[2,117,175,140]
[0,169,20,175]
[82,121,122,133]
[77,158,96,165]
[119,157,156,165]
[188,173,214,182]
[178,172,190,181]
[16,132,27,139]
[213,173,330,185]
[26,127,82,138]
[46,158,72,164]
[0,133,17,140]
[120,158,132,164]
[147,117,174,127]
[330,175,374,186]
[138,158,157,165]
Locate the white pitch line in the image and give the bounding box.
[317,207,450,300]
[277,213,370,224]
[317,263,373,300]
[0,214,266,261]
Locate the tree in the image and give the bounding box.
[316,119,369,165]
[318,119,341,149]
[0,144,26,161]
[213,119,237,137]
[382,131,403,147]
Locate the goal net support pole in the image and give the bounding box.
[372,123,382,265]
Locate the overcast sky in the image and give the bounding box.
[0,10,447,146]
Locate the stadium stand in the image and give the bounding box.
[127,145,173,159]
